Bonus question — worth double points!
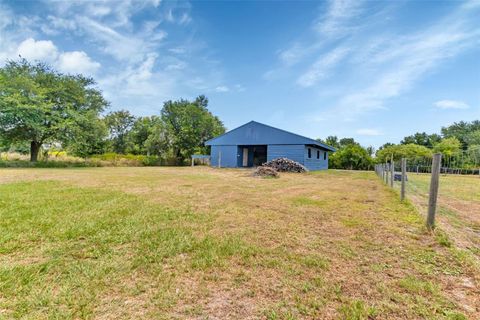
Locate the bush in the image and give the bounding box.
[91,153,161,166]
[0,152,173,168]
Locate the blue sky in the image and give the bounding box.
[1,0,479,148]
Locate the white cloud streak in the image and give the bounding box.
[356,128,382,136]
[287,0,480,121]
[297,46,350,87]
[215,86,229,93]
[434,100,470,110]
[314,0,364,38]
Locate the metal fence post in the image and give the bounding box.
[427,153,442,230]
[401,158,406,201]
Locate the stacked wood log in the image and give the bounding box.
[262,158,308,173]
[253,166,279,178]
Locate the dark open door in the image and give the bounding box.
[253,145,267,166]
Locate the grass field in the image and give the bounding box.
[0,167,479,319]
[402,174,480,262]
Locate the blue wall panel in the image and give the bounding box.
[210,144,329,170]
[210,145,239,167]
[303,146,329,171]
[267,145,305,165]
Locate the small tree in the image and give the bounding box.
[66,116,108,158]
[104,110,135,154]
[375,144,433,163]
[330,144,373,170]
[433,137,461,156]
[0,59,108,161]
[161,95,225,163]
[400,132,441,148]
[144,119,170,157]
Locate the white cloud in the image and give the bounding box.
[434,100,470,110]
[213,84,245,93]
[356,128,382,136]
[278,43,313,66]
[165,61,187,70]
[234,84,246,92]
[16,38,58,62]
[302,2,480,124]
[3,38,101,76]
[338,25,478,115]
[0,4,13,30]
[169,47,186,54]
[57,51,101,75]
[215,86,230,92]
[179,13,192,25]
[297,46,350,87]
[90,6,112,17]
[266,0,364,78]
[0,0,230,116]
[314,0,364,38]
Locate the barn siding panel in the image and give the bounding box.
[267,145,305,165]
[303,146,328,171]
[210,145,239,167]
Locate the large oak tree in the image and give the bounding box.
[0,59,108,161]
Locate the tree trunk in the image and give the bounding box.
[175,149,182,165]
[30,141,41,162]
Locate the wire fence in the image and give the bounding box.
[374,149,480,259]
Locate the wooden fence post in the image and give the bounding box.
[401,158,406,201]
[427,153,442,230]
[191,157,194,167]
[385,163,389,184]
[218,151,222,168]
[390,161,394,188]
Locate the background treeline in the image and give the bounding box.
[0,59,225,166]
[318,120,480,171]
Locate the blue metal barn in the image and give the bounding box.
[205,121,336,171]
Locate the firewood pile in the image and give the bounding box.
[253,166,279,178]
[262,158,308,173]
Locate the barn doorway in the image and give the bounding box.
[253,145,267,166]
[238,145,267,167]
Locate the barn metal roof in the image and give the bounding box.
[205,121,336,151]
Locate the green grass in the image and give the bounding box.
[338,300,377,320]
[399,173,480,260]
[0,181,258,318]
[291,196,327,207]
[0,167,477,319]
